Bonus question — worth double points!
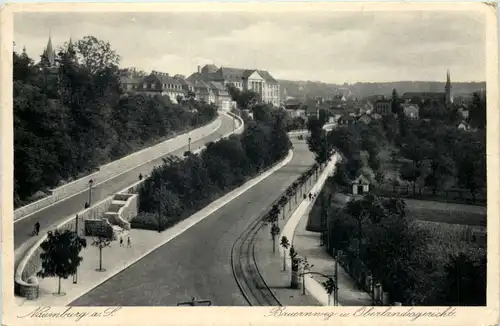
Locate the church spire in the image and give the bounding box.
[43,30,56,66]
[445,69,453,106]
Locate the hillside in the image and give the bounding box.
[278,79,487,100]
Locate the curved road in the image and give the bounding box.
[70,139,314,306]
[14,114,235,252]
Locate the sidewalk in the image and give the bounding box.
[260,154,373,306]
[16,148,293,307]
[253,185,321,306]
[293,208,373,306]
[17,228,176,306]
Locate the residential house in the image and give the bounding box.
[351,174,370,195]
[370,113,383,120]
[191,80,216,104]
[457,121,471,131]
[357,113,372,125]
[176,76,196,95]
[374,99,392,115]
[119,68,148,93]
[136,71,184,103]
[338,114,356,126]
[400,103,420,119]
[458,105,470,120]
[284,98,306,118]
[209,81,232,111]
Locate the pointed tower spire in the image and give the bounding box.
[445,69,453,106]
[45,30,55,66]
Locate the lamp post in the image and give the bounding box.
[88,179,94,206]
[188,137,192,152]
[73,214,79,284]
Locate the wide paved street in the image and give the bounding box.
[14,115,234,251]
[70,139,314,306]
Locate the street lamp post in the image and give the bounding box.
[188,137,192,152]
[88,179,94,206]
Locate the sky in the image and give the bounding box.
[13,10,486,84]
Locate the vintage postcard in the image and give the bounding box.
[1,2,498,326]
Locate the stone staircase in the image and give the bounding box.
[86,193,135,240]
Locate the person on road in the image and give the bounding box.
[139,173,143,181]
[308,193,312,201]
[120,237,124,247]
[84,202,89,209]
[34,221,40,236]
[127,236,132,248]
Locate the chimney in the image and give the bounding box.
[198,65,201,73]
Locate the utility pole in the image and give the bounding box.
[188,137,191,152]
[73,214,79,284]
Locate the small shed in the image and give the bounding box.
[351,174,370,195]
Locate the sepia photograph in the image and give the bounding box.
[2,2,498,325]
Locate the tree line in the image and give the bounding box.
[320,192,486,305]
[13,36,217,207]
[133,98,292,231]
[306,103,486,305]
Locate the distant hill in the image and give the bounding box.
[278,79,487,100]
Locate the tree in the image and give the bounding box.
[443,251,486,305]
[468,91,486,130]
[400,162,421,195]
[456,140,486,203]
[280,236,291,271]
[391,89,401,114]
[37,229,87,295]
[270,224,281,253]
[91,235,111,272]
[399,135,432,168]
[278,196,288,219]
[322,277,336,306]
[425,150,455,195]
[74,36,121,74]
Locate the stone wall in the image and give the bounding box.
[14,118,222,221]
[84,218,115,239]
[14,197,113,300]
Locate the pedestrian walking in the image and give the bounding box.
[139,173,143,181]
[127,236,131,248]
[308,193,312,201]
[34,221,40,236]
[120,237,124,247]
[84,202,89,209]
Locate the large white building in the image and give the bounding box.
[188,64,281,108]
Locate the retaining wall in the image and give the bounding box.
[14,118,221,221]
[15,112,244,300]
[14,198,113,300]
[84,218,115,239]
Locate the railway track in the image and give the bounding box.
[231,204,282,306]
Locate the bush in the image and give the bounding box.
[133,105,291,231]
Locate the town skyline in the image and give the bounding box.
[14,10,486,84]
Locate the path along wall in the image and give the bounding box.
[14,118,222,221]
[15,112,244,300]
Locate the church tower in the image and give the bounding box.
[445,69,453,106]
[42,33,56,67]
